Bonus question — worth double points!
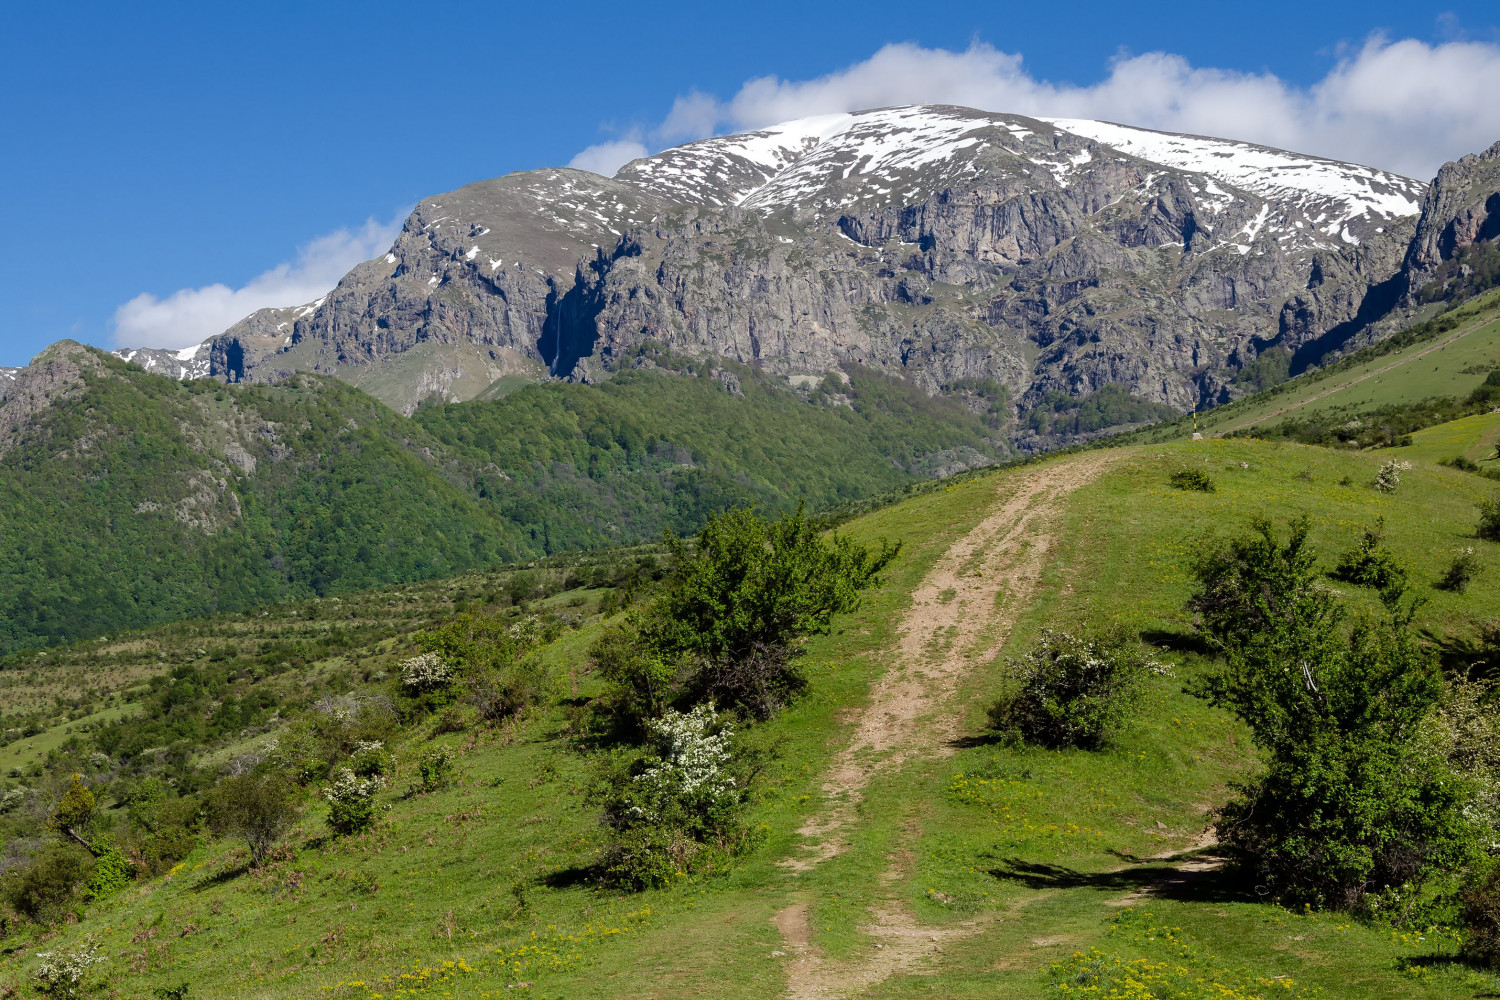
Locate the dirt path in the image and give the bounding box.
[773,453,1113,1000]
[1214,314,1494,436]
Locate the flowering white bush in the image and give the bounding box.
[1374,459,1412,494]
[400,652,452,691]
[34,942,103,998]
[628,704,740,828]
[324,767,382,835]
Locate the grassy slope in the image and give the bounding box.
[3,432,1500,998]
[1125,290,1500,445]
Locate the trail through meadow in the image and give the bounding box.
[773,453,1114,1000]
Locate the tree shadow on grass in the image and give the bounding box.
[987,850,1259,905]
[1139,628,1215,658]
[192,862,250,891]
[540,865,598,891]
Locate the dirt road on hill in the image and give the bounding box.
[774,453,1114,1000]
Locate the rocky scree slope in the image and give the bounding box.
[114,107,1500,431]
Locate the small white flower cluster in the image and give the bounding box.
[1374,459,1412,494]
[629,704,739,825]
[324,767,382,805]
[352,740,385,755]
[400,652,452,691]
[34,942,103,998]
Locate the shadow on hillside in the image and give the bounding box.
[986,851,1258,905]
[1138,628,1215,658]
[192,863,250,891]
[540,865,596,890]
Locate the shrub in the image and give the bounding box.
[1437,548,1482,593]
[323,768,381,835]
[1169,468,1216,492]
[83,847,134,901]
[1481,499,1500,543]
[591,623,678,723]
[986,629,1161,749]
[1189,517,1474,909]
[1442,455,1481,472]
[1374,459,1412,493]
[603,505,897,721]
[399,652,452,692]
[412,613,550,720]
[348,740,391,779]
[597,825,701,891]
[33,942,103,999]
[623,705,741,833]
[596,705,753,888]
[48,773,96,849]
[1330,519,1408,598]
[207,772,298,866]
[2,844,93,922]
[413,746,455,794]
[1461,863,1500,968]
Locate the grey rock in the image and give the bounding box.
[102,106,1500,428]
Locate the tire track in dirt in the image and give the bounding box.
[774,453,1113,1000]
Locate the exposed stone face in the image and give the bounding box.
[0,342,102,456]
[100,107,1500,424]
[1404,139,1500,289]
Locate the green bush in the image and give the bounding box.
[986,629,1159,749]
[2,844,93,922]
[1481,499,1500,543]
[1437,548,1482,593]
[1189,518,1474,909]
[82,847,134,901]
[1330,520,1409,598]
[206,772,298,866]
[323,768,380,836]
[348,740,392,780]
[411,612,550,721]
[1169,468,1216,492]
[595,705,756,889]
[1461,862,1500,968]
[605,505,897,721]
[1442,455,1481,472]
[597,825,699,891]
[413,746,455,794]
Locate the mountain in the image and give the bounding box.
[0,341,1010,651]
[159,105,1458,421]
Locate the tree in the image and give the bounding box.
[1188,518,1474,909]
[47,774,98,855]
[207,773,298,866]
[597,505,898,720]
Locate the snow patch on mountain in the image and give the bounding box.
[1039,117,1423,230]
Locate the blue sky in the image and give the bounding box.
[3,1,1499,366]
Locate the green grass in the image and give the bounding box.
[1201,298,1500,437]
[3,437,1500,998]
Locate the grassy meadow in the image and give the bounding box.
[2,416,1499,998]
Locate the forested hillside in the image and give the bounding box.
[0,344,1007,652]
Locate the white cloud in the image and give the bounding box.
[111,214,405,350]
[567,139,649,177]
[616,37,1500,180]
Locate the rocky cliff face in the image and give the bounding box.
[1403,139,1500,293]
[108,106,1500,422]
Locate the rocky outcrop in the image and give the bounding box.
[1405,140,1500,288]
[0,342,107,456]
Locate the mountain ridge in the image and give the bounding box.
[49,107,1500,431]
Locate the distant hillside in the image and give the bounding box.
[0,343,1007,651]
